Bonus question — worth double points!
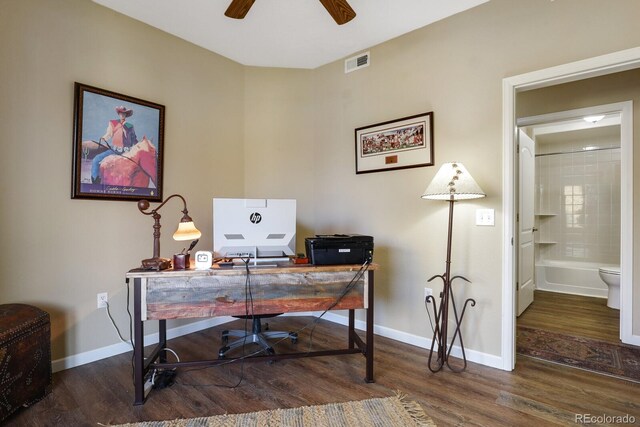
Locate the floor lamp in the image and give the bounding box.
[422,162,486,372]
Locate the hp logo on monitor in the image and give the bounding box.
[249,212,262,224]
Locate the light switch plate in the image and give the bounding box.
[476,209,495,226]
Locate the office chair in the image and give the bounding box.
[218,314,298,358]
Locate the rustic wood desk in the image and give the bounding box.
[126,263,376,405]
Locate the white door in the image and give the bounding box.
[517,129,536,316]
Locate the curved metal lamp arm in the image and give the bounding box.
[137,194,191,259]
[138,194,191,219]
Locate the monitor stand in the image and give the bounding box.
[232,256,289,268]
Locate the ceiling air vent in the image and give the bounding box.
[345,51,370,74]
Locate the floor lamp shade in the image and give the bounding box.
[422,162,486,201]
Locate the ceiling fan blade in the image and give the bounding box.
[225,0,255,19]
[319,0,356,25]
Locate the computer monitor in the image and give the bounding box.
[213,198,296,261]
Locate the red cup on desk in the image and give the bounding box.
[173,253,189,270]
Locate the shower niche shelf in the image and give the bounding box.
[534,212,557,217]
[535,241,557,245]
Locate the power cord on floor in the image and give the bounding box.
[150,347,180,389]
[177,256,254,389]
[105,300,133,348]
[424,294,440,347]
[304,260,370,353]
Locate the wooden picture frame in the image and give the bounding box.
[71,82,165,201]
[355,112,434,174]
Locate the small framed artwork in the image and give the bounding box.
[71,82,165,201]
[355,112,434,174]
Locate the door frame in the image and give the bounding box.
[501,47,640,370]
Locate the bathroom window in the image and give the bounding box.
[564,185,584,229]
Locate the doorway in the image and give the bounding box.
[515,108,624,370]
[501,47,640,370]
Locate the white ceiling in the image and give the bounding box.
[92,0,488,69]
[536,126,621,146]
[532,113,622,139]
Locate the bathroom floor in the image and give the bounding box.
[517,290,619,343]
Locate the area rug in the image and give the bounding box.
[517,326,640,382]
[111,394,435,427]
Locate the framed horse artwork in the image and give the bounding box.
[71,82,165,201]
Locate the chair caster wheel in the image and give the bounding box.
[218,346,229,359]
[266,347,276,364]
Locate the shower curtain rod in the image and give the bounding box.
[535,146,620,158]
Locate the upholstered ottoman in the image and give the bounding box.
[0,304,52,422]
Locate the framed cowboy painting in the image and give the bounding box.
[71,82,165,201]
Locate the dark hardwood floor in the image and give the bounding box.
[517,290,620,343]
[7,316,639,426]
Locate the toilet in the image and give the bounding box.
[598,265,620,310]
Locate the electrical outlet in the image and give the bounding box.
[424,287,433,299]
[97,292,108,309]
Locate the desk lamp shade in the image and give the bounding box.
[173,219,201,241]
[422,162,486,201]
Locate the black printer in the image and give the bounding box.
[305,234,374,265]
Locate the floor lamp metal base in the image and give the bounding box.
[426,273,476,373]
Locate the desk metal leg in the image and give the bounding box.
[348,309,355,349]
[133,278,145,405]
[159,319,167,363]
[365,270,374,383]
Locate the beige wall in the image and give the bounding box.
[517,68,640,334]
[243,68,315,252]
[0,0,245,360]
[245,0,640,357]
[3,0,640,364]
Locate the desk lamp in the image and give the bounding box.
[422,162,485,372]
[137,194,201,270]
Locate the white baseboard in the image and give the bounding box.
[317,312,504,370]
[51,317,234,373]
[624,333,640,346]
[53,311,504,372]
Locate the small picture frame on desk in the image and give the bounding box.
[71,82,165,201]
[355,112,434,174]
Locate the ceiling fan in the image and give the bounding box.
[224,0,356,25]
